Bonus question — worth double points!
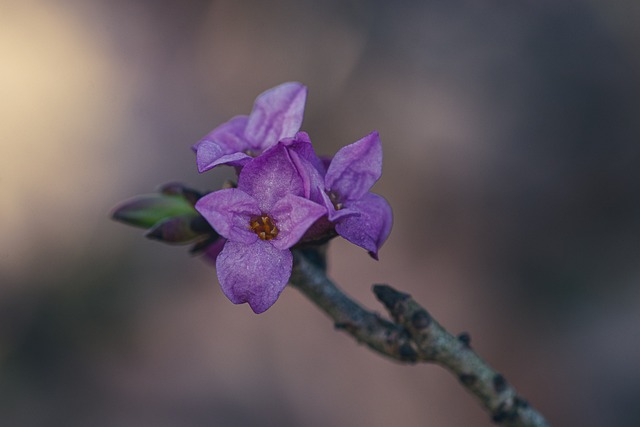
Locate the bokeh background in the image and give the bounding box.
[2,1,640,426]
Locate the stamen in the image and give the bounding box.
[249,214,279,240]
[328,191,343,210]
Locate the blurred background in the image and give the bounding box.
[2,0,639,426]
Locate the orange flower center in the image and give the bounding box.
[249,215,279,240]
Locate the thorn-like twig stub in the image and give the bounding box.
[411,310,432,329]
[493,373,508,394]
[372,284,410,310]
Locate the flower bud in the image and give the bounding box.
[111,183,219,250]
[111,193,197,229]
[146,214,212,244]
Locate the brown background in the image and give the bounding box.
[2,1,640,426]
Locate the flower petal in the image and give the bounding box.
[193,115,250,172]
[237,143,305,211]
[244,82,307,150]
[281,132,326,201]
[335,192,393,259]
[325,131,382,202]
[320,190,359,222]
[195,188,260,244]
[282,132,326,176]
[269,194,327,250]
[196,142,252,172]
[216,240,293,313]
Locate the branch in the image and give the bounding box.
[289,249,551,427]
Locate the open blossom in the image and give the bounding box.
[193,82,307,172]
[272,130,392,258]
[195,142,326,313]
[282,132,393,259]
[114,82,395,312]
[316,132,393,259]
[193,83,392,311]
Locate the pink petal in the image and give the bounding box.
[325,131,382,202]
[244,82,307,150]
[320,190,359,222]
[237,143,305,211]
[196,143,252,172]
[269,194,327,250]
[195,188,260,244]
[335,192,392,259]
[216,240,293,313]
[193,115,250,172]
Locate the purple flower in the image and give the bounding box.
[193,82,307,172]
[319,131,393,259]
[195,142,326,313]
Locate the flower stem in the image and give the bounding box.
[290,249,551,427]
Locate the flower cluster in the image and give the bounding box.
[194,82,392,313]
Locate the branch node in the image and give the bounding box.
[516,396,530,409]
[491,395,531,424]
[492,399,514,423]
[493,373,508,394]
[398,342,418,362]
[457,331,472,348]
[292,251,551,427]
[411,310,432,330]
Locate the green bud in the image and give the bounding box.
[111,193,197,229]
[112,183,220,251]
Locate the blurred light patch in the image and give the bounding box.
[0,2,132,281]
